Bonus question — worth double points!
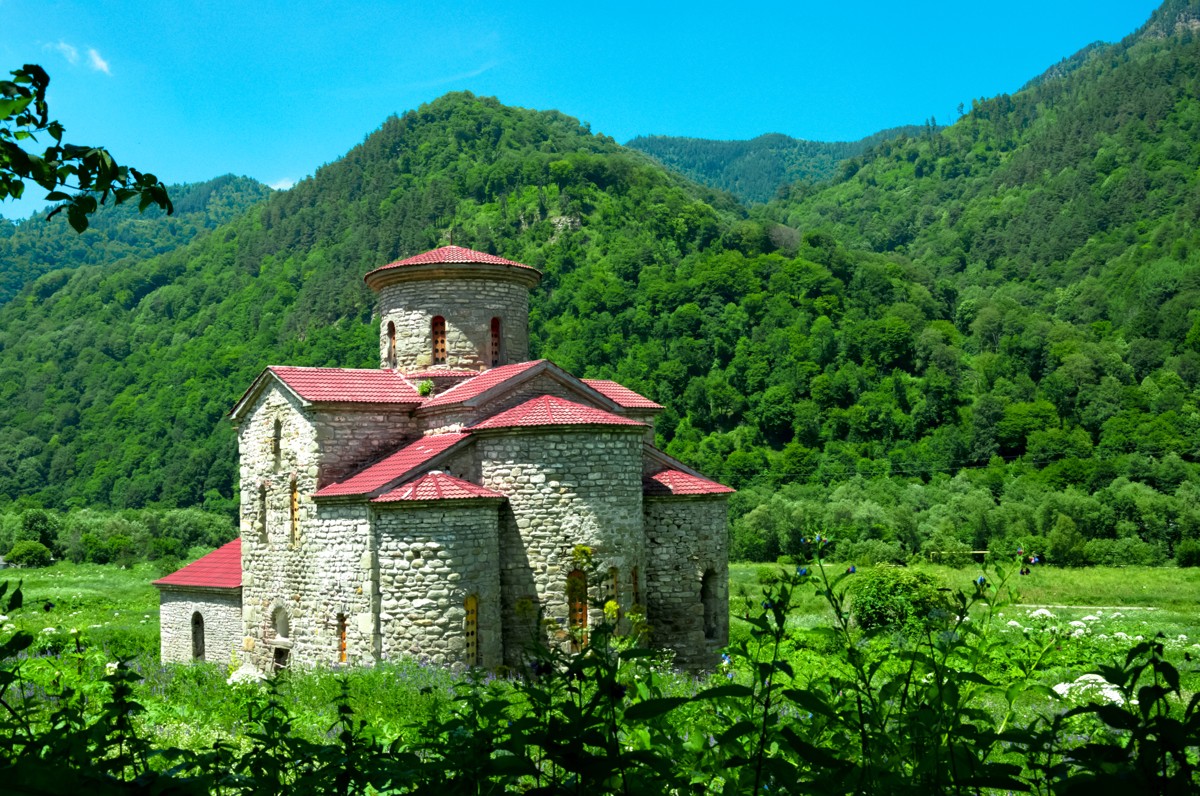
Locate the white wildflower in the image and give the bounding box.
[0,615,7,623]
[1069,620,1086,628]
[1029,608,1056,620]
[1053,674,1126,705]
[1110,612,1123,618]
[1178,635,1188,642]
[1081,615,1100,622]
[1007,620,1022,628]
[1072,628,1086,638]
[1135,635,1144,641]
[1114,631,1129,640]
[227,662,267,686]
[105,662,119,675]
[41,627,56,634]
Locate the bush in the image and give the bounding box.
[839,538,904,566]
[1176,539,1200,567]
[850,565,949,632]
[7,540,52,568]
[1084,537,1165,567]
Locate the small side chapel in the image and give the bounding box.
[156,245,732,672]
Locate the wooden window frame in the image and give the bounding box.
[464,595,480,667]
[431,315,447,365]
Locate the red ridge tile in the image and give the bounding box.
[315,433,470,497]
[643,469,735,496]
[153,539,241,589]
[472,395,644,430]
[372,471,505,503]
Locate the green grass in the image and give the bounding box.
[2,561,162,660]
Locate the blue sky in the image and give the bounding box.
[0,0,1166,219]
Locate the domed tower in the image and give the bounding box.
[364,245,542,371]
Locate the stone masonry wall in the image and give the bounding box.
[310,408,420,487]
[476,428,645,665]
[237,385,376,671]
[159,588,242,665]
[378,278,530,371]
[644,496,730,669]
[374,502,503,668]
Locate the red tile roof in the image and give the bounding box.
[269,366,423,404]
[364,245,539,282]
[315,433,470,497]
[472,395,645,431]
[581,379,664,410]
[372,471,505,503]
[421,360,545,408]
[401,368,479,380]
[153,539,242,589]
[643,469,735,496]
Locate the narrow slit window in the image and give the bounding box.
[191,611,205,661]
[289,477,300,546]
[272,606,290,640]
[606,566,619,619]
[701,570,718,641]
[566,569,588,652]
[490,317,502,366]
[431,315,447,365]
[258,483,268,543]
[631,566,641,610]
[386,321,397,369]
[337,613,347,663]
[464,595,479,667]
[272,418,282,469]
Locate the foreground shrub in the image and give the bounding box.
[849,564,949,631]
[1,561,1198,792]
[1176,538,1200,567]
[6,540,52,568]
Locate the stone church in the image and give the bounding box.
[155,245,732,672]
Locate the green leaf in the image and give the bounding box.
[623,696,689,721]
[693,684,754,700]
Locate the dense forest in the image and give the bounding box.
[626,127,925,204]
[0,175,271,304]
[0,0,1199,566]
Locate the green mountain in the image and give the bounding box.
[0,175,272,304]
[2,0,1200,566]
[626,127,925,204]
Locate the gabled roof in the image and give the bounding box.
[315,433,470,498]
[643,469,735,497]
[372,471,505,503]
[364,245,541,289]
[471,395,645,431]
[153,538,242,590]
[230,366,422,420]
[581,379,664,411]
[421,360,546,408]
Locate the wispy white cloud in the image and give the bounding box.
[47,40,79,64]
[269,178,295,191]
[407,60,500,90]
[87,48,111,74]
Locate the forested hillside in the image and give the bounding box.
[627,128,923,204]
[1,1,1199,567]
[0,175,271,304]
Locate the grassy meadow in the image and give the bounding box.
[2,557,1199,750]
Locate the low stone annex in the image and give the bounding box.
[156,245,732,672]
